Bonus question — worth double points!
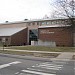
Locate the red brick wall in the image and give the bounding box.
[38,27,72,47]
[11,28,28,46]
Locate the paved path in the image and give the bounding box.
[56,52,74,59]
[0,48,61,54]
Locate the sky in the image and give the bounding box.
[0,0,54,23]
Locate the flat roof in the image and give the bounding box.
[0,17,70,25]
[0,27,27,36]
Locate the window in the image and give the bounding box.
[56,20,61,24]
[51,21,56,25]
[6,38,8,41]
[61,20,65,24]
[41,22,46,25]
[37,22,39,25]
[29,29,38,44]
[65,20,70,25]
[46,21,51,25]
[32,22,35,25]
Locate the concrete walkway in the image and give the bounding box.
[0,48,61,54]
[56,52,74,59]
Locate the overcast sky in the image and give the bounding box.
[0,0,54,23]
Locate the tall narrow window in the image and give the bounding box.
[6,38,8,41]
[37,22,39,25]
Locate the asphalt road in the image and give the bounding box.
[0,54,75,75]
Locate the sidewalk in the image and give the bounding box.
[9,49,62,54]
[56,52,74,59]
[0,48,61,53]
[51,52,74,61]
[0,48,74,60]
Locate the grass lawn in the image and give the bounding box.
[0,50,59,58]
[0,46,74,58]
[6,46,75,52]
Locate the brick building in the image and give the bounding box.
[0,18,75,47]
[38,25,73,47]
[0,27,28,46]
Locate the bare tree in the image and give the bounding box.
[51,0,75,46]
[51,0,75,26]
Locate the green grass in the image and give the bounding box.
[0,50,59,58]
[6,46,75,52]
[0,50,34,56]
[1,46,74,58]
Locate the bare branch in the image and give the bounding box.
[52,0,75,18]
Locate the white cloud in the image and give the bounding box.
[0,0,52,23]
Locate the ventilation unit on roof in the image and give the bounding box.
[5,21,8,23]
[24,19,28,21]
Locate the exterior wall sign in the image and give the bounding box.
[40,30,54,34]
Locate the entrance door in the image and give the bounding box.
[29,29,38,45]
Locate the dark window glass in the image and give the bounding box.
[29,29,38,44]
[6,38,8,41]
[37,22,39,25]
